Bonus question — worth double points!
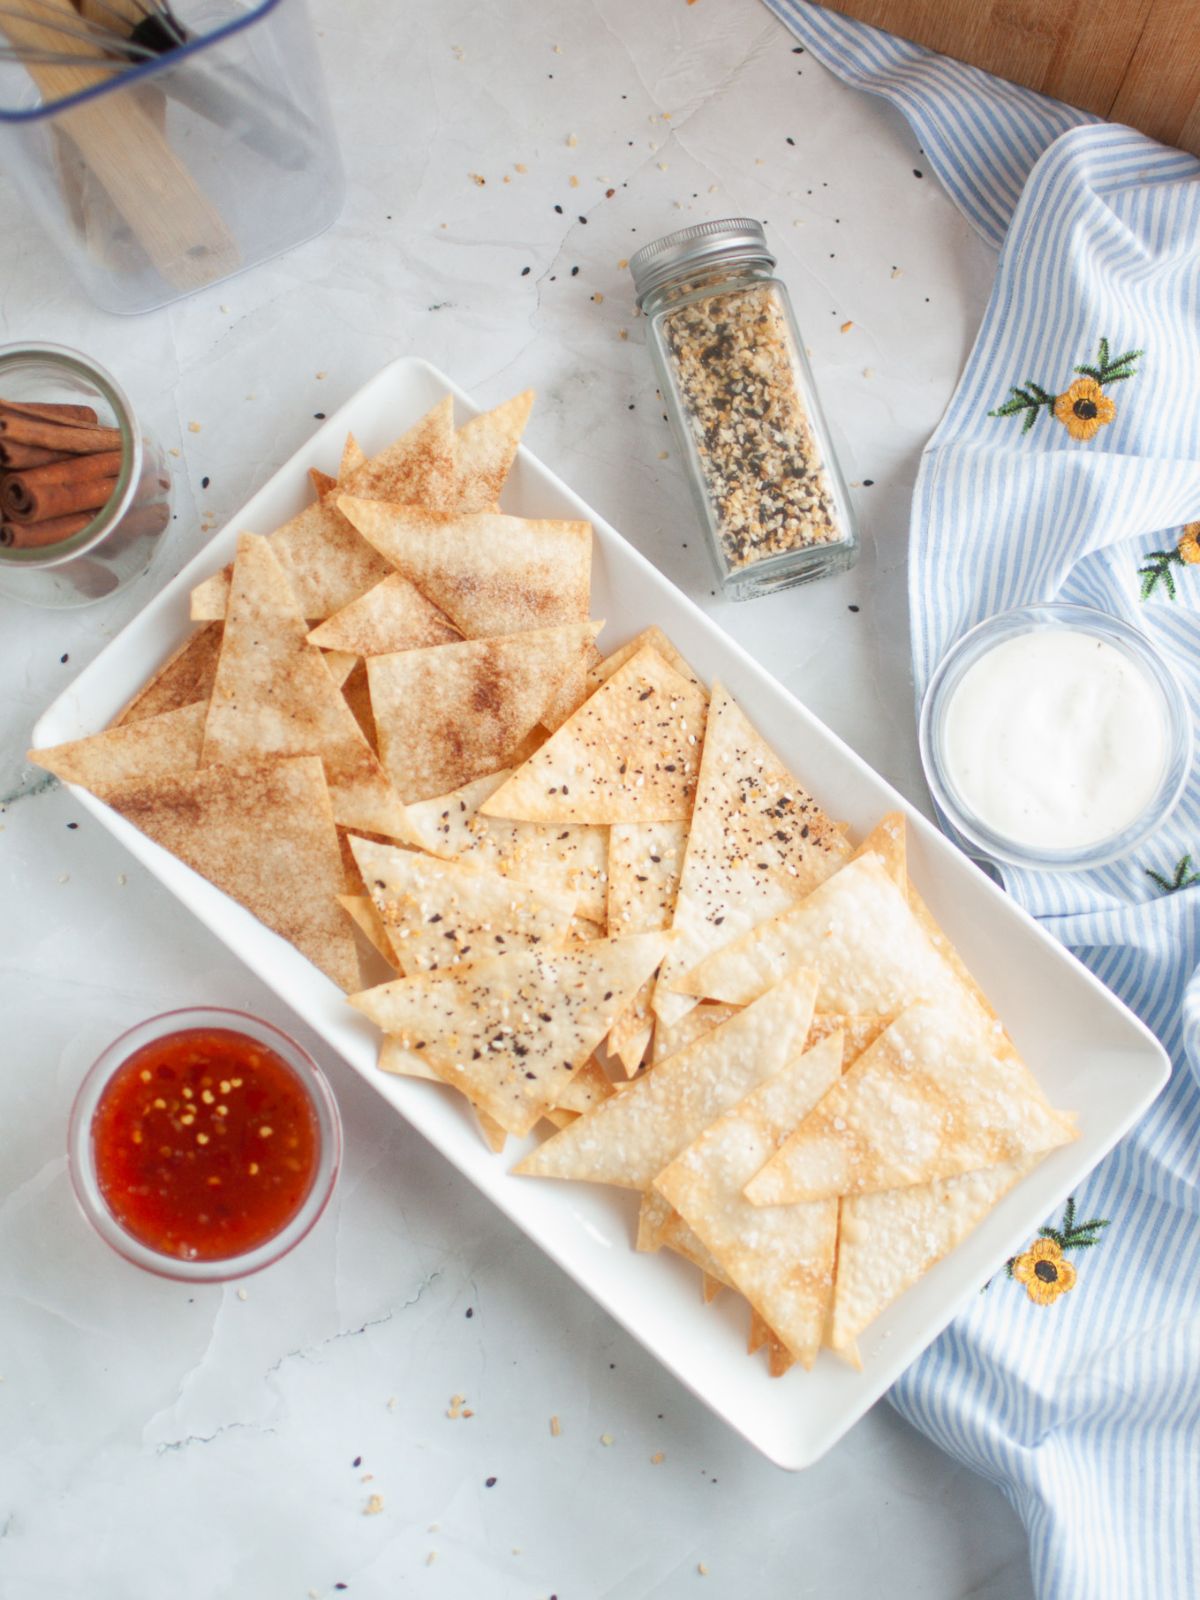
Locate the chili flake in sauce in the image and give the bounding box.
[91,1027,319,1261]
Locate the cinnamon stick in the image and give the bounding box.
[0,400,99,426]
[0,511,92,549]
[0,442,71,471]
[1,452,121,522]
[0,413,122,454]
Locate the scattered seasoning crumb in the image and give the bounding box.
[67,821,78,830]
[334,1585,348,1591]
[840,320,854,333]
[314,412,326,420]
[485,1476,497,1488]
[569,175,579,188]
[187,421,202,433]
[57,873,69,884]
[361,1473,373,1482]
[60,652,69,663]
[862,478,875,486]
[550,1414,561,1437]
[315,371,327,380]
[515,162,527,173]
[698,1562,709,1576]
[352,1455,362,1468]
[913,168,923,178]
[862,367,875,379]
[570,266,579,276]
[786,136,795,146]
[848,603,860,613]
[657,161,668,172]
[521,266,531,276]
[200,475,210,489]
[117,872,127,886]
[891,265,903,278]
[658,450,669,460]
[363,1495,383,1516]
[469,172,486,186]
[554,203,563,213]
[592,292,604,303]
[426,1552,437,1566]
[650,1450,665,1464]
[619,329,628,340]
[236,1286,248,1301]
[617,257,628,269]
[446,1393,467,1419]
[566,132,577,147]
[465,1306,474,1318]
[600,1433,614,1446]
[387,1395,397,1411]
[168,447,181,457]
[606,188,615,198]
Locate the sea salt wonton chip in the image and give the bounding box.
[405,769,608,923]
[588,626,701,691]
[514,966,818,1188]
[348,834,576,972]
[30,701,205,797]
[200,534,412,841]
[481,646,708,825]
[655,1033,845,1369]
[110,756,358,991]
[367,622,601,804]
[652,683,852,1029]
[307,573,461,657]
[349,931,667,1136]
[745,1001,1076,1205]
[830,1157,1041,1355]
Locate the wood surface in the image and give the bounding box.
[814,0,1200,158]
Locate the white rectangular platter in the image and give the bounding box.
[32,356,1169,1469]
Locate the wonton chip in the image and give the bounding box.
[453,390,533,512]
[650,1000,740,1064]
[830,1157,1041,1355]
[30,701,205,797]
[110,756,358,990]
[367,622,600,804]
[111,624,222,726]
[348,834,576,972]
[588,626,701,691]
[481,646,708,825]
[338,500,592,730]
[514,966,818,1188]
[745,1001,1076,1205]
[405,768,608,923]
[307,574,461,657]
[201,534,412,841]
[337,394,457,509]
[349,931,667,1136]
[606,819,687,1074]
[337,893,400,970]
[656,1034,844,1369]
[653,683,851,1030]
[549,1053,615,1115]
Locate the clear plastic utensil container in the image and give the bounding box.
[0,0,344,314]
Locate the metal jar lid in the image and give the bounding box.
[628,218,775,306]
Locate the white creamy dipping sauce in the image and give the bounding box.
[941,628,1168,851]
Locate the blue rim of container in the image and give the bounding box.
[0,0,284,120]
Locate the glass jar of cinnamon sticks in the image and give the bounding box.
[0,343,172,608]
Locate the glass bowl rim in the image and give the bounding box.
[67,1004,342,1283]
[918,602,1193,872]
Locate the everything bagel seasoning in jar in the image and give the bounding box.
[630,219,857,598]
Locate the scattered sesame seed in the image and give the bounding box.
[364,1495,383,1516]
[550,1414,561,1437]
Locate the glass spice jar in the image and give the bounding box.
[0,343,172,609]
[630,219,858,599]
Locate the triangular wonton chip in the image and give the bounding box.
[481,646,708,825]
[655,1033,845,1368]
[514,966,818,1187]
[404,768,608,923]
[746,1001,1075,1204]
[653,683,852,1029]
[110,755,358,990]
[112,624,222,726]
[201,534,412,841]
[349,932,667,1136]
[367,622,600,804]
[453,390,533,512]
[307,573,461,657]
[31,701,205,797]
[348,834,576,972]
[606,819,687,1074]
[830,1157,1040,1355]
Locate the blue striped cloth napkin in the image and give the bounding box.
[765,5,1200,1596]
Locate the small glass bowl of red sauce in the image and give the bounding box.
[68,1007,342,1282]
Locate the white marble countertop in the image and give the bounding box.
[0,1,1033,1596]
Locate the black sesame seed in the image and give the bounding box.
[913,168,923,178]
[60,653,68,663]
[521,266,531,276]
[848,604,860,613]
[485,1476,497,1487]
[67,821,78,829]
[201,475,210,489]
[352,1455,362,1468]
[554,204,563,213]
[314,412,326,419]
[465,1306,474,1318]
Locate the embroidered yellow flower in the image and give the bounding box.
[1011,1237,1077,1305]
[1054,378,1117,441]
[1178,523,1200,565]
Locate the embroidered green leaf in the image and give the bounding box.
[1139,550,1180,602]
[988,383,1056,433]
[1145,855,1199,894]
[1036,1198,1110,1257]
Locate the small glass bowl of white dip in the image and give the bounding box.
[920,604,1192,871]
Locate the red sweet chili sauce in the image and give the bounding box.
[91,1027,319,1262]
